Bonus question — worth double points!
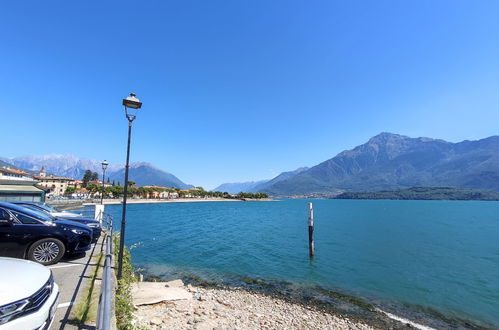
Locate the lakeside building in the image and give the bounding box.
[33,174,76,196]
[0,167,34,181]
[179,187,201,198]
[179,189,192,198]
[86,180,113,188]
[0,167,45,202]
[142,185,178,199]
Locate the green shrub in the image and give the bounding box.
[113,235,135,330]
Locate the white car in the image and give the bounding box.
[13,202,83,218]
[0,257,59,330]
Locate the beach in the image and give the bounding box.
[133,282,376,330]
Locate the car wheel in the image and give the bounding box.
[28,238,66,265]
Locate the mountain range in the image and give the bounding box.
[259,133,499,195]
[213,167,309,194]
[0,155,192,189]
[213,180,269,194]
[4,133,499,196]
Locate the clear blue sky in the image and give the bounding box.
[2,1,499,189]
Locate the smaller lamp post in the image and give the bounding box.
[117,93,142,279]
[101,160,109,205]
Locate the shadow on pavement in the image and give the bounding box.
[57,240,102,330]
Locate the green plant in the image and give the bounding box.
[113,235,135,330]
[64,186,76,195]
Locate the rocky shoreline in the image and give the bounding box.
[133,281,377,329]
[130,269,489,330]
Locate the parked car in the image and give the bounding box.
[0,202,93,265]
[0,257,59,329]
[11,201,83,218]
[12,202,102,242]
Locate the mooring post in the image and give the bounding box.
[308,202,314,257]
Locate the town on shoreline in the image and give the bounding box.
[0,166,269,202]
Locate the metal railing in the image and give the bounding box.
[97,213,114,330]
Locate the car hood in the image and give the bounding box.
[52,211,82,217]
[56,216,99,225]
[0,257,51,305]
[56,220,93,233]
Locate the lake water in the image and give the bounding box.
[102,199,499,328]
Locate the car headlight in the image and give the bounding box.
[71,228,86,235]
[87,223,100,228]
[0,299,29,324]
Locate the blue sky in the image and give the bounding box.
[2,1,499,189]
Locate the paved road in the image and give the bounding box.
[49,236,105,330]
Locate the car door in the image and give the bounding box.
[0,207,26,258]
[0,209,48,259]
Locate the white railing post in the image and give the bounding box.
[95,204,105,224]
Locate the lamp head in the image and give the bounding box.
[122,93,142,109]
[101,160,109,170]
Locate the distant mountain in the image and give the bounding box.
[213,167,309,194]
[262,133,499,196]
[0,159,20,170]
[252,167,308,192]
[213,180,269,194]
[1,155,192,189]
[2,154,119,179]
[107,162,192,189]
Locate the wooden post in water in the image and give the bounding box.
[308,202,314,257]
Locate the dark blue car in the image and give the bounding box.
[12,201,102,242]
[0,202,93,265]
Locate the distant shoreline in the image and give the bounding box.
[83,198,274,206]
[333,186,499,201]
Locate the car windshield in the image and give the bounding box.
[8,204,55,222]
[23,206,57,221]
[37,203,61,213]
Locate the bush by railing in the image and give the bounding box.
[112,234,135,330]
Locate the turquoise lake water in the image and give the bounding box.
[103,199,499,328]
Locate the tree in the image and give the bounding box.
[112,180,116,186]
[86,184,98,196]
[64,187,76,195]
[127,181,136,186]
[82,170,92,187]
[91,172,99,181]
[108,185,123,198]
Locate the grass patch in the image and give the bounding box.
[113,234,136,330]
[71,251,104,324]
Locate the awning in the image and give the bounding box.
[0,184,45,194]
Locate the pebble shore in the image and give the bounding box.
[134,284,375,330]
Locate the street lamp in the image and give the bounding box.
[117,92,142,279]
[101,160,109,205]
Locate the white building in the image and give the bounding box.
[0,167,45,202]
[0,167,35,181]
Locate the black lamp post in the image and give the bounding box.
[101,160,109,205]
[117,93,142,279]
